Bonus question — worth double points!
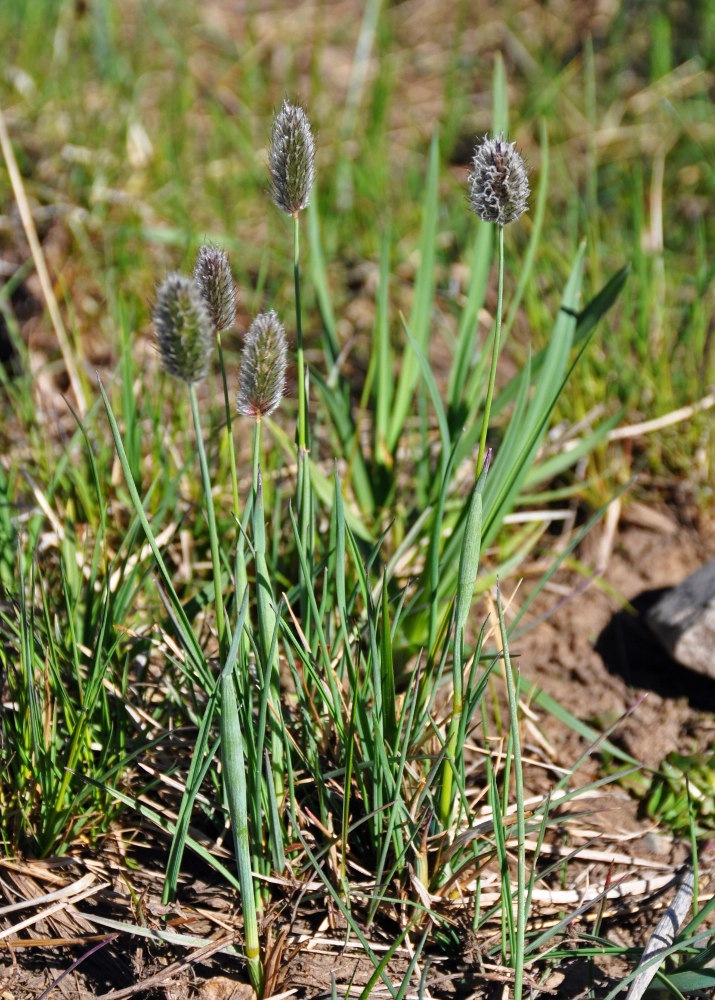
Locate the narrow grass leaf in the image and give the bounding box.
[509,478,634,636]
[387,129,439,452]
[379,569,397,750]
[373,229,393,468]
[523,410,622,487]
[455,456,488,635]
[297,831,398,999]
[497,588,526,1000]
[480,249,586,548]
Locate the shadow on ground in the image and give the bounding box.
[595,587,715,711]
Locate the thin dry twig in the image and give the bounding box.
[624,866,694,1000]
[608,393,715,441]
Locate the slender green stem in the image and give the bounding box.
[297,448,312,632]
[189,384,226,661]
[293,214,307,453]
[497,585,525,1000]
[477,224,505,474]
[293,212,313,631]
[217,332,250,634]
[252,419,261,495]
[217,332,240,522]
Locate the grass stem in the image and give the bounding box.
[477,225,505,474]
[294,213,307,453]
[497,586,525,1000]
[189,383,227,662]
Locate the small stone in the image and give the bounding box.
[646,558,715,677]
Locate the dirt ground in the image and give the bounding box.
[3,500,715,1000]
[525,498,715,773]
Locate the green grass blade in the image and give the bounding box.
[297,831,398,999]
[497,589,525,1000]
[523,410,622,487]
[379,569,397,750]
[387,129,439,453]
[373,228,393,469]
[480,246,586,548]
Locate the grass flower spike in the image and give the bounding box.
[193,244,237,333]
[469,133,530,227]
[269,100,315,217]
[153,272,213,383]
[237,310,287,419]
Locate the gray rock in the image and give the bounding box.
[646,558,715,677]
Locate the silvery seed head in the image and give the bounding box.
[193,244,237,333]
[153,272,214,383]
[468,133,530,227]
[236,310,287,419]
[269,100,315,216]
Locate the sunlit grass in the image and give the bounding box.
[1,2,714,997]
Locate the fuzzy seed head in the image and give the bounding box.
[269,100,315,216]
[193,244,237,332]
[236,310,287,419]
[153,272,214,383]
[468,133,530,226]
